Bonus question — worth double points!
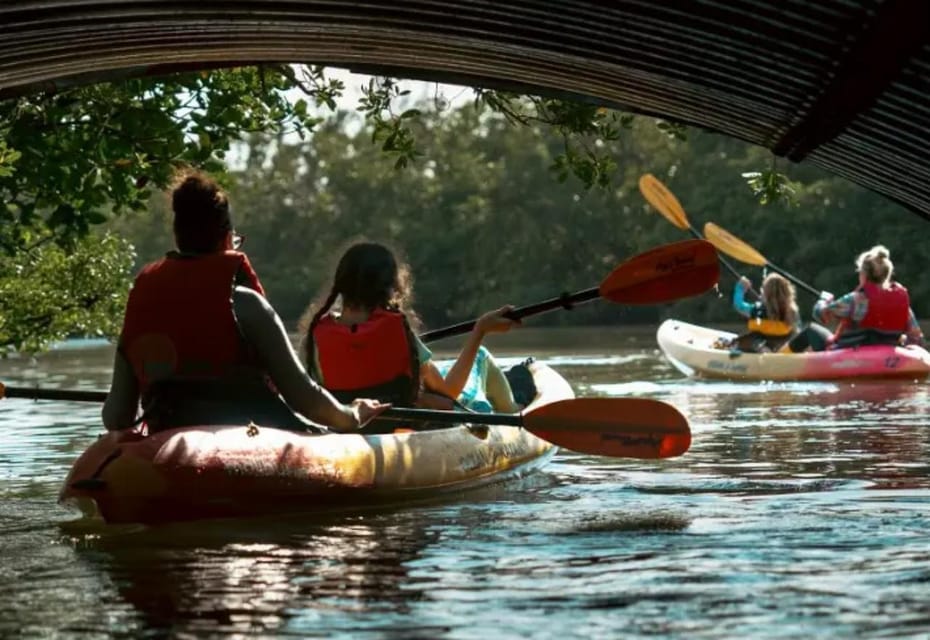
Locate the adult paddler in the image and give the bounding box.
[102,170,386,433]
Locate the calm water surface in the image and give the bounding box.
[1,327,929,638]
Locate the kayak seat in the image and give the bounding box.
[505,358,539,407]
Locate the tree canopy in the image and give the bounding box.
[111,105,928,337]
[1,65,922,352]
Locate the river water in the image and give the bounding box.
[1,327,928,638]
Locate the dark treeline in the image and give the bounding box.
[109,105,929,332]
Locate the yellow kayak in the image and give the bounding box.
[59,361,573,524]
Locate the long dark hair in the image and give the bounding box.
[299,241,419,365]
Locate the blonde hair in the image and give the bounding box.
[856,245,893,285]
[761,273,798,326]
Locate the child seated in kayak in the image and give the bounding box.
[725,273,800,353]
[299,241,534,428]
[793,244,924,352]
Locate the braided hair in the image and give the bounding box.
[299,241,420,368]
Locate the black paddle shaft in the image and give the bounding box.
[0,385,525,428]
[3,386,107,402]
[764,261,821,297]
[683,226,748,289]
[379,406,524,427]
[419,288,599,343]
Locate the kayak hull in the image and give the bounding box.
[657,319,930,381]
[59,362,572,524]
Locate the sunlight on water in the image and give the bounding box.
[590,380,838,396]
[1,330,929,638]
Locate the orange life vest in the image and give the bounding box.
[119,251,264,392]
[745,317,794,337]
[312,309,419,405]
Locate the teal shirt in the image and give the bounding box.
[413,334,433,364]
[732,280,758,318]
[435,345,494,413]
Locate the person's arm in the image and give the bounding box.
[233,287,384,432]
[905,308,924,345]
[410,336,458,408]
[101,349,140,431]
[235,254,266,296]
[430,329,486,399]
[732,277,754,318]
[813,291,857,325]
[421,306,516,400]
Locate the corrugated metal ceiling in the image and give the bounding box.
[1,1,928,219]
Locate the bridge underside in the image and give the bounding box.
[2,1,929,219]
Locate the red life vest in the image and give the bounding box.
[119,251,264,392]
[858,281,910,333]
[312,309,418,404]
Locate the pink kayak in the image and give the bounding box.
[657,319,930,381]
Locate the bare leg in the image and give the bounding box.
[484,353,521,413]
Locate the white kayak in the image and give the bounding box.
[657,319,930,381]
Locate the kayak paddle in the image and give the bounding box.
[703,222,821,297]
[0,385,108,402]
[638,173,755,294]
[421,238,720,343]
[0,383,690,459]
[380,398,691,459]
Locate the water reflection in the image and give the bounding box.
[590,359,930,491]
[65,512,440,637]
[60,473,574,638]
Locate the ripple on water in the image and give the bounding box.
[2,337,930,638]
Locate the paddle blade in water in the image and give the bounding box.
[639,174,690,230]
[524,397,692,459]
[599,239,720,305]
[703,222,768,267]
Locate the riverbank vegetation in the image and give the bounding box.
[2,66,925,351]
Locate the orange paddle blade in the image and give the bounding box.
[639,174,690,230]
[524,398,692,459]
[599,239,720,305]
[704,222,821,296]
